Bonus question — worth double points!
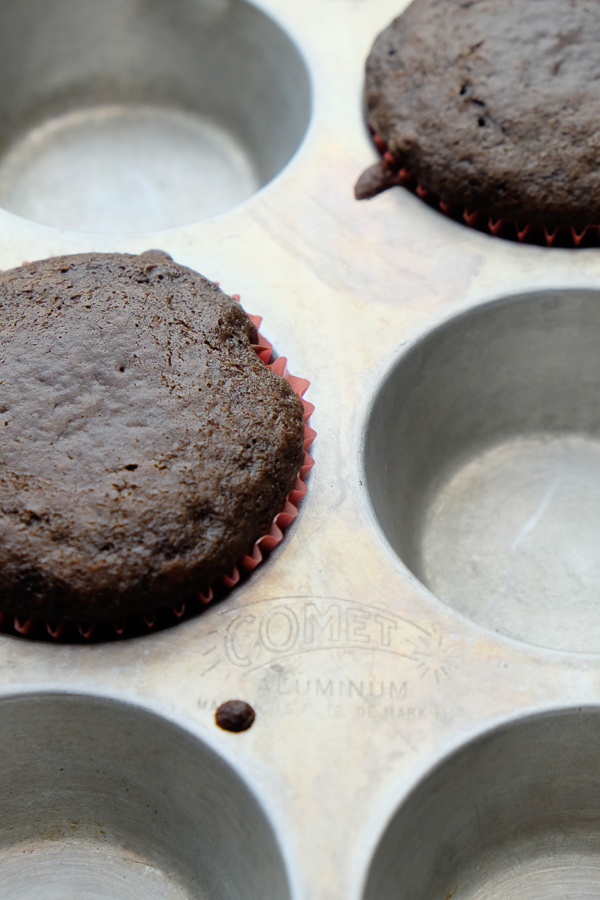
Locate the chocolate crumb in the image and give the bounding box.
[355,160,405,200]
[215,700,256,733]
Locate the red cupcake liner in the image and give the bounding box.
[359,123,600,249]
[1,302,314,643]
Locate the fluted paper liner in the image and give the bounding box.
[2,302,314,642]
[358,124,600,249]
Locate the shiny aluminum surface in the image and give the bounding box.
[1,1,600,899]
[364,708,600,900]
[0,693,289,900]
[364,289,600,653]
[0,0,310,231]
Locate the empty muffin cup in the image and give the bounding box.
[364,289,600,653]
[0,691,291,899]
[363,707,600,900]
[0,0,311,232]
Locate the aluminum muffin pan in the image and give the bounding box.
[2,1,600,898]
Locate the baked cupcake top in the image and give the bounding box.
[359,0,600,228]
[0,251,305,622]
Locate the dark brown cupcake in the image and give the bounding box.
[0,251,305,623]
[357,0,600,231]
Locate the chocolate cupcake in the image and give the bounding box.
[356,0,600,239]
[0,251,307,626]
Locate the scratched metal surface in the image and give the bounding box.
[2,0,600,898]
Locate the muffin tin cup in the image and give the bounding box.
[363,288,600,655]
[363,706,600,900]
[0,0,311,233]
[0,689,294,900]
